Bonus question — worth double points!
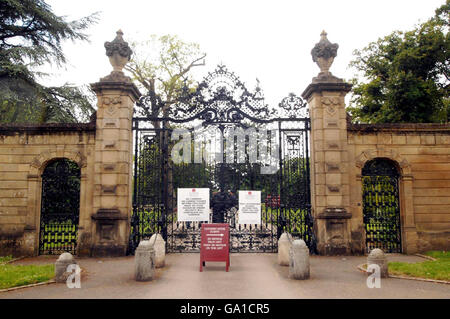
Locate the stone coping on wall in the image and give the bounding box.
[0,122,96,135]
[348,122,450,133]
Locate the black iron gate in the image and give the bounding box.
[39,159,80,255]
[362,159,402,253]
[129,65,315,254]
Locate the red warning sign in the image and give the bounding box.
[200,223,230,272]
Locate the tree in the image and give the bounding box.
[0,0,98,123]
[348,0,449,123]
[125,34,206,124]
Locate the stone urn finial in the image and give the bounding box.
[101,30,133,82]
[311,30,339,78]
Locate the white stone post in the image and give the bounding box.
[150,233,166,268]
[135,240,155,281]
[289,239,310,280]
[55,252,77,283]
[367,248,388,278]
[278,232,292,266]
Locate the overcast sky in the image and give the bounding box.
[44,0,444,106]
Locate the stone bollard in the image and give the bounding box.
[367,248,388,278]
[150,233,166,268]
[55,252,77,283]
[278,232,292,266]
[289,240,310,280]
[135,240,155,281]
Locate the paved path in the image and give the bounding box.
[1,254,449,299]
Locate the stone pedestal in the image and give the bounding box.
[289,240,310,280]
[316,208,352,255]
[135,240,155,281]
[91,209,129,256]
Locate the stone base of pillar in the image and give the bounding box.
[0,226,37,257]
[90,208,129,257]
[316,207,352,256]
[91,243,127,257]
[317,242,351,256]
[76,230,93,257]
[350,225,366,255]
[403,227,419,254]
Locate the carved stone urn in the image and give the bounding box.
[109,51,129,72]
[102,30,133,82]
[311,31,339,79]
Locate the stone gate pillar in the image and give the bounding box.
[302,31,353,255]
[89,30,140,257]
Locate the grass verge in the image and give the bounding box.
[0,263,55,290]
[388,251,449,281]
[0,256,13,264]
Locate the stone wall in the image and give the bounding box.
[347,123,450,253]
[0,123,95,256]
[0,30,140,257]
[303,31,450,255]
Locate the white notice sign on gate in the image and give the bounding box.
[238,191,261,225]
[177,188,210,222]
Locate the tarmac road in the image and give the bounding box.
[1,253,449,299]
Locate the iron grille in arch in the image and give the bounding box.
[129,64,315,254]
[39,159,80,255]
[362,159,402,253]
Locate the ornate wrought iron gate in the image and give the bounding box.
[39,159,80,255]
[362,159,402,253]
[129,65,315,254]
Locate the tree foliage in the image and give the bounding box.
[348,1,449,123]
[0,0,98,123]
[125,34,206,122]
